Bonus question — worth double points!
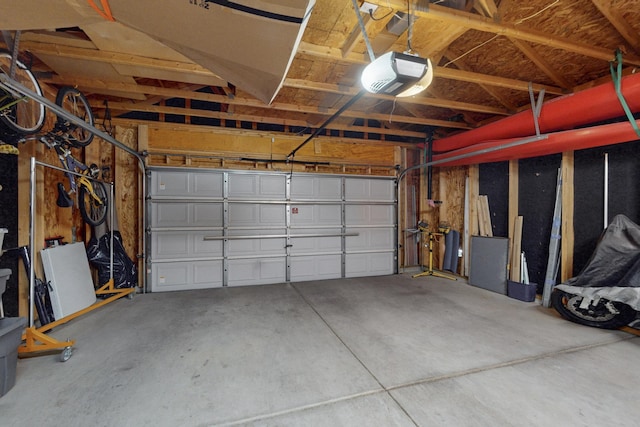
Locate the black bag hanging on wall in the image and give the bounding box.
[86,230,137,290]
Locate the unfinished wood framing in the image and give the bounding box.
[561,151,575,282]
[510,216,523,282]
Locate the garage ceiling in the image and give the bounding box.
[2,0,640,148]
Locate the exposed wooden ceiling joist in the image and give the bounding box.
[368,1,640,66]
[19,40,227,84]
[590,0,640,55]
[442,51,519,112]
[284,78,509,115]
[298,40,565,95]
[508,38,573,89]
[3,1,638,147]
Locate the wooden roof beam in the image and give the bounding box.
[366,1,640,66]
[100,102,431,139]
[101,99,470,130]
[44,75,467,131]
[19,40,228,84]
[471,1,572,90]
[298,41,565,95]
[342,9,374,58]
[508,38,573,89]
[591,0,640,55]
[284,78,509,115]
[442,51,519,112]
[473,0,499,21]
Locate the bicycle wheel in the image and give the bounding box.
[55,86,94,147]
[0,51,46,134]
[79,180,108,226]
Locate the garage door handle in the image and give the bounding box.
[203,232,359,241]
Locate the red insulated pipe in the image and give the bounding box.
[432,119,640,167]
[433,72,640,153]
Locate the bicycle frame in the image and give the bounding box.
[54,143,103,204]
[0,91,27,112]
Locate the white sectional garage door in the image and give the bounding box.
[148,168,396,291]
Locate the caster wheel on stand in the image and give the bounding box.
[60,346,73,362]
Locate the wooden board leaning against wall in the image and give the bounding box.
[418,153,576,283]
[16,124,141,316]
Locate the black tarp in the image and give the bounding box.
[556,214,640,310]
[86,231,137,290]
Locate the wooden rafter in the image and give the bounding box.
[508,38,573,89]
[298,41,564,95]
[18,40,228,83]
[472,1,572,90]
[342,9,378,58]
[104,105,426,140]
[366,1,640,66]
[591,0,640,55]
[39,75,484,132]
[442,51,519,112]
[473,0,499,21]
[99,98,470,131]
[284,78,509,115]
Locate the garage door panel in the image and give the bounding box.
[193,204,224,226]
[229,174,286,200]
[151,170,189,196]
[345,178,394,201]
[227,258,286,286]
[149,168,396,291]
[228,236,286,256]
[194,232,224,254]
[345,253,394,277]
[193,262,224,286]
[193,172,224,196]
[152,203,223,228]
[153,203,188,227]
[290,255,342,281]
[345,205,394,225]
[290,175,342,200]
[151,260,223,291]
[151,170,223,198]
[152,231,223,260]
[290,204,341,226]
[153,232,189,258]
[290,235,342,254]
[346,228,394,251]
[228,203,285,227]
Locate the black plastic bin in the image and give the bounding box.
[507,280,537,302]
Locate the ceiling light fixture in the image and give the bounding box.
[360,51,434,97]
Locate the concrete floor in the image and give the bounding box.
[1,274,639,426]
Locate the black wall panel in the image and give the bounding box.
[574,140,640,275]
[0,154,18,316]
[518,154,561,291]
[479,162,509,238]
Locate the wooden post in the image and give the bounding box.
[508,159,519,280]
[468,165,479,237]
[561,151,575,282]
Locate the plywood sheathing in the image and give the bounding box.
[498,0,627,85]
[143,124,401,171]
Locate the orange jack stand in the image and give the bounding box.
[19,279,135,361]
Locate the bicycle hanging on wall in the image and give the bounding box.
[0,43,139,361]
[1,51,109,226]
